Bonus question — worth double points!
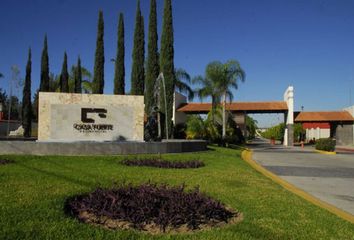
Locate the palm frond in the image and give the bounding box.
[175,80,194,100]
[226,90,234,103]
[82,80,92,93]
[175,68,191,83]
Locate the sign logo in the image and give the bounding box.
[73,108,114,133]
[81,108,107,123]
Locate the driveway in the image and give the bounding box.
[247,138,354,216]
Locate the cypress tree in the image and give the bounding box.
[114,13,125,94]
[145,0,159,114]
[92,11,105,94]
[40,35,49,92]
[74,57,82,93]
[60,52,69,93]
[130,0,145,95]
[22,48,32,138]
[160,0,175,137]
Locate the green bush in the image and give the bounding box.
[246,116,258,140]
[315,138,336,152]
[294,123,306,142]
[260,123,285,141]
[186,115,206,139]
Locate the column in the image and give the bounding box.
[283,86,294,146]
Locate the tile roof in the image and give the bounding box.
[177,101,288,113]
[295,111,354,122]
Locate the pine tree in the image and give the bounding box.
[92,11,105,94]
[74,57,82,93]
[60,52,69,93]
[160,0,175,137]
[130,0,145,95]
[145,0,159,114]
[40,35,49,92]
[22,48,32,137]
[114,13,125,94]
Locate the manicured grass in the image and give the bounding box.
[0,147,353,239]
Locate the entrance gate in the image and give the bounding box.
[174,86,294,146]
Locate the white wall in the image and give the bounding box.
[173,92,188,125]
[306,128,330,141]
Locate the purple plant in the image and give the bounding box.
[0,159,14,165]
[122,158,205,169]
[66,183,236,232]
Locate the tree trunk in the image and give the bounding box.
[222,92,226,139]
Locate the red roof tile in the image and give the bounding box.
[177,101,288,113]
[295,111,354,122]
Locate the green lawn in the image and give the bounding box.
[0,147,353,239]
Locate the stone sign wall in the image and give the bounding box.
[38,92,144,142]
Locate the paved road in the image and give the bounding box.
[247,138,354,215]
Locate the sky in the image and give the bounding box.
[1,0,354,127]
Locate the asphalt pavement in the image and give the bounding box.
[247,138,354,216]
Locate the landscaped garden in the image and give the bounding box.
[1,147,353,239]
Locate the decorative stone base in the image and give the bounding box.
[0,140,207,156]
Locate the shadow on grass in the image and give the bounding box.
[206,146,216,151]
[16,162,96,188]
[44,159,113,183]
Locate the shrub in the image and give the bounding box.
[186,115,206,139]
[315,138,336,152]
[294,123,306,142]
[246,116,258,140]
[173,123,186,139]
[65,183,238,232]
[122,158,205,169]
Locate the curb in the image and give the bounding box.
[315,149,336,155]
[336,147,354,153]
[241,149,354,224]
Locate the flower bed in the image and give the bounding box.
[0,159,14,165]
[122,158,205,169]
[65,183,240,233]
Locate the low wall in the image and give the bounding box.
[0,140,207,156]
[335,123,354,146]
[0,121,21,136]
[0,121,38,137]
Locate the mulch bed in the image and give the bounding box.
[65,183,241,234]
[121,158,205,169]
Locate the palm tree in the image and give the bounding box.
[48,66,93,93]
[69,66,93,93]
[194,60,245,140]
[175,68,194,101]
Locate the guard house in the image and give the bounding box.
[295,108,354,145]
[174,86,295,146]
